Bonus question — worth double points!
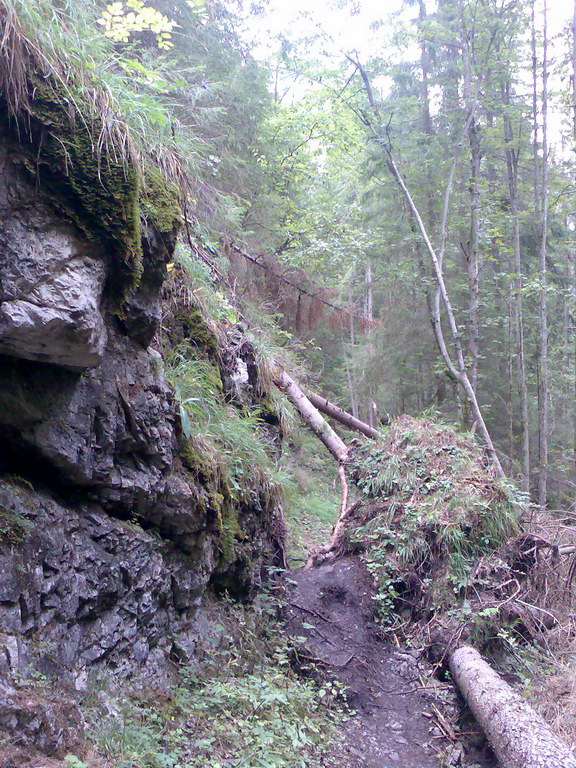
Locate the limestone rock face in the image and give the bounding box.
[0,144,108,368]
[0,332,183,527]
[0,482,213,686]
[0,113,279,743]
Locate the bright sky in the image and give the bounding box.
[247,0,573,60]
[244,0,574,147]
[247,0,405,60]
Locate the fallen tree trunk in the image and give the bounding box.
[272,370,349,464]
[272,369,350,555]
[449,645,576,768]
[303,388,380,439]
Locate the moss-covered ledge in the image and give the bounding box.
[0,68,182,307]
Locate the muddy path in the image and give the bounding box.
[285,556,495,768]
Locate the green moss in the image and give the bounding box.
[4,74,177,302]
[181,439,217,484]
[168,306,219,354]
[180,439,240,563]
[0,503,31,545]
[218,496,241,563]
[4,72,186,304]
[140,166,183,235]
[12,74,143,298]
[189,306,218,353]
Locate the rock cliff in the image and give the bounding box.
[0,71,282,758]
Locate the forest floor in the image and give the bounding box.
[285,556,496,768]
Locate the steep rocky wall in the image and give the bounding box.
[0,91,280,747]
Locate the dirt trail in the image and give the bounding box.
[285,556,494,768]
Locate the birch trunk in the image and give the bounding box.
[450,646,576,768]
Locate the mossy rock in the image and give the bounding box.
[180,439,241,563]
[1,70,182,303]
[140,166,183,236]
[167,305,219,354]
[218,498,241,563]
[10,73,143,298]
[181,439,219,486]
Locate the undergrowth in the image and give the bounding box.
[163,241,326,533]
[74,593,344,768]
[168,345,280,493]
[344,415,523,627]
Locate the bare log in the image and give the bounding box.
[272,369,353,568]
[303,388,380,439]
[449,645,576,768]
[272,370,349,463]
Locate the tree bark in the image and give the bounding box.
[573,0,576,140]
[462,21,481,396]
[573,0,576,470]
[449,645,576,768]
[343,334,360,420]
[503,81,530,491]
[272,370,349,463]
[303,388,380,439]
[537,0,549,508]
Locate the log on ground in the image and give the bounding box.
[449,645,576,768]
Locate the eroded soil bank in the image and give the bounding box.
[285,556,496,768]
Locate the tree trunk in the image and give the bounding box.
[449,646,576,768]
[303,388,380,439]
[573,0,576,471]
[537,0,549,508]
[503,80,530,491]
[347,290,360,419]
[573,0,576,139]
[344,341,360,421]
[508,291,515,473]
[462,26,481,396]
[531,2,540,214]
[272,370,349,463]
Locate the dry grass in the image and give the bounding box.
[531,665,576,747]
[514,508,576,746]
[0,0,187,189]
[0,0,135,164]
